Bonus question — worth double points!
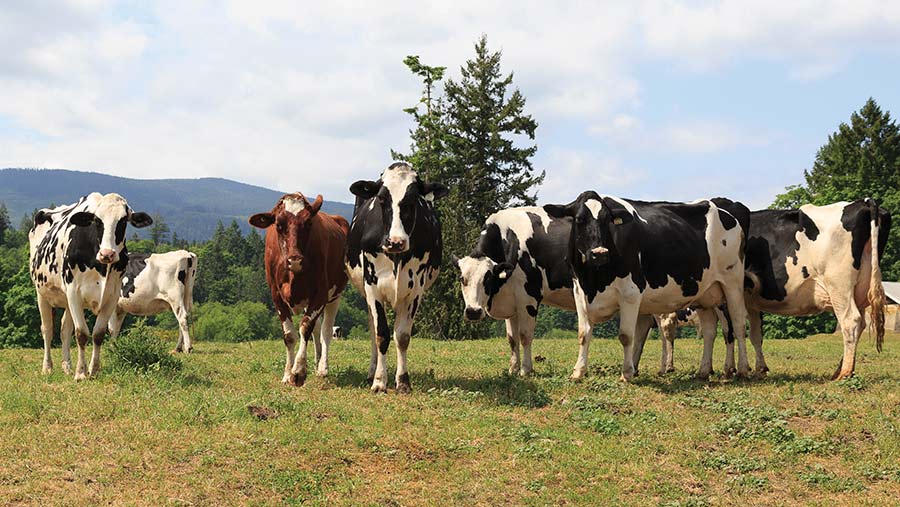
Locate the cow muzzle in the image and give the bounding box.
[96,249,118,264]
[586,246,610,266]
[287,256,303,273]
[465,307,484,321]
[383,236,409,254]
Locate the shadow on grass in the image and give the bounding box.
[329,365,552,408]
[631,368,832,394]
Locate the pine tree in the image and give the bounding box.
[0,203,10,245]
[149,213,170,247]
[394,36,543,340]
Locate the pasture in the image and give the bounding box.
[2,332,900,506]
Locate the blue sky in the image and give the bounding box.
[1,1,899,209]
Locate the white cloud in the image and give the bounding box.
[662,121,769,154]
[539,148,649,205]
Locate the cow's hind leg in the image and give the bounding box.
[170,300,192,353]
[66,294,91,381]
[519,311,538,377]
[370,297,392,393]
[506,318,521,376]
[630,314,655,377]
[61,309,74,375]
[37,295,54,374]
[291,309,322,387]
[280,317,299,384]
[366,310,377,382]
[748,310,768,377]
[723,284,750,378]
[696,308,719,380]
[832,290,864,380]
[618,301,641,381]
[316,298,340,377]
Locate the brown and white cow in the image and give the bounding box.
[250,192,349,386]
[738,199,891,379]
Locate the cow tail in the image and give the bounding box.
[184,253,198,326]
[866,199,886,353]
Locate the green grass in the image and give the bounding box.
[2,331,900,506]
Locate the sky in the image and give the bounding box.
[1,1,899,209]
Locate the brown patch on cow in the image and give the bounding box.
[247,405,279,420]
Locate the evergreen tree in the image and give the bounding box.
[149,213,170,247]
[394,35,543,340]
[0,203,10,244]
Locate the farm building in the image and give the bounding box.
[883,281,900,332]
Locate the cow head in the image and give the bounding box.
[455,254,514,320]
[249,193,324,274]
[350,162,448,254]
[69,193,152,265]
[544,191,634,268]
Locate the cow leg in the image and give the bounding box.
[718,307,736,378]
[37,295,54,374]
[519,313,537,377]
[66,294,91,381]
[394,304,415,394]
[618,301,641,382]
[370,298,392,393]
[316,298,340,377]
[88,304,116,378]
[505,318,521,376]
[171,300,192,353]
[280,317,299,384]
[61,309,73,375]
[108,309,124,339]
[832,291,864,380]
[366,310,377,382]
[312,317,324,367]
[292,309,323,387]
[748,310,768,377]
[661,317,676,375]
[631,314,655,377]
[696,308,719,380]
[571,318,593,380]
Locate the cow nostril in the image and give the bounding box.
[465,307,483,320]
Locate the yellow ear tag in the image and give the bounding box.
[613,217,623,225]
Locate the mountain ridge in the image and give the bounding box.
[0,168,354,241]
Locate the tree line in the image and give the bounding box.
[1,36,898,346]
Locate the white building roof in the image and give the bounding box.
[883,281,900,304]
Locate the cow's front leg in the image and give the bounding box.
[748,310,768,377]
[292,310,322,387]
[88,303,117,378]
[630,314,655,377]
[505,318,521,376]
[366,311,377,382]
[316,298,340,377]
[617,300,641,381]
[280,317,299,384]
[722,285,750,378]
[571,318,593,380]
[66,294,91,381]
[61,309,73,375]
[371,299,391,393]
[37,295,54,374]
[394,302,416,394]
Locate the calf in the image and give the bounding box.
[347,162,448,393]
[742,199,891,379]
[545,193,751,380]
[250,192,349,386]
[29,193,152,379]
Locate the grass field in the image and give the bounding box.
[2,331,900,506]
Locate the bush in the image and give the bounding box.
[108,320,181,373]
[194,301,280,342]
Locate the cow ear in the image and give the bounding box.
[422,182,449,201]
[493,262,515,281]
[543,201,577,218]
[70,211,95,227]
[309,194,324,215]
[129,212,153,228]
[248,213,275,229]
[601,197,634,226]
[350,180,381,199]
[33,210,50,226]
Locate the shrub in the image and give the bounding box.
[108,320,181,373]
[194,301,280,342]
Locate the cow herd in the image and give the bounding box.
[27,162,892,393]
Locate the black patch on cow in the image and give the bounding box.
[374,301,391,354]
[122,253,149,297]
[840,200,891,270]
[720,304,736,344]
[526,305,538,317]
[410,296,420,319]
[187,256,193,268]
[746,208,821,302]
[114,216,128,245]
[178,269,187,284]
[801,266,809,279]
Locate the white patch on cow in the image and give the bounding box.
[381,164,419,244]
[599,194,649,224]
[283,197,305,215]
[585,199,603,219]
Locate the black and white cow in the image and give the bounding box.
[740,199,891,379]
[29,193,152,379]
[632,306,733,377]
[111,250,197,351]
[544,192,751,380]
[347,162,448,393]
[456,207,575,376]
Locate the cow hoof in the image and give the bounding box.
[316,368,328,377]
[619,373,634,383]
[62,362,72,375]
[74,372,87,382]
[396,382,411,394]
[570,369,587,380]
[371,382,388,394]
[291,372,307,387]
[519,369,533,378]
[753,368,769,379]
[695,371,711,381]
[736,369,750,379]
[508,366,519,376]
[41,365,52,375]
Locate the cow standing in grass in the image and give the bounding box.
[29,193,152,379]
[740,199,891,379]
[250,192,349,386]
[544,193,751,380]
[347,162,448,393]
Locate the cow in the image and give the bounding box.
[29,193,152,379]
[249,192,349,386]
[346,162,448,393]
[632,306,733,377]
[739,199,891,379]
[332,326,344,339]
[544,192,751,381]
